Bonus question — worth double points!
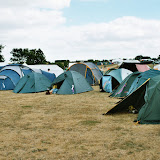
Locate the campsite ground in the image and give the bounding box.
[0,86,160,160]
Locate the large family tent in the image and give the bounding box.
[119,61,150,72]
[52,71,93,95]
[110,71,141,98]
[13,72,52,93]
[68,62,103,85]
[0,64,32,90]
[137,75,160,124]
[27,64,64,77]
[100,68,132,92]
[105,70,160,116]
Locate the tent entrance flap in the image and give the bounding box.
[56,80,64,89]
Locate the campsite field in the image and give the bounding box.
[0,86,160,160]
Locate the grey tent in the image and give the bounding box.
[52,71,93,95]
[68,62,103,85]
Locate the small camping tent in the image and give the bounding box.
[100,68,132,92]
[13,72,52,93]
[52,71,93,95]
[68,62,103,85]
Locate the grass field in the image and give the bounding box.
[0,86,160,160]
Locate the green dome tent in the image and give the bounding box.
[52,71,93,95]
[13,72,52,93]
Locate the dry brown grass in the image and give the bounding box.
[0,86,160,160]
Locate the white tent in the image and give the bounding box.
[26,64,64,77]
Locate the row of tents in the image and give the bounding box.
[0,62,102,94]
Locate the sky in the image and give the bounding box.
[1,0,160,62]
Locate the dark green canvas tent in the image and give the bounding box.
[52,71,93,95]
[13,72,52,93]
[137,75,160,124]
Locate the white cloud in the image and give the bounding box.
[1,12,160,62]
[0,0,71,10]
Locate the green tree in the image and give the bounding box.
[55,60,69,69]
[0,45,5,62]
[10,48,47,64]
[26,49,47,65]
[135,55,143,61]
[10,48,28,64]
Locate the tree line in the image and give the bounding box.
[0,44,47,64]
[0,44,70,69]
